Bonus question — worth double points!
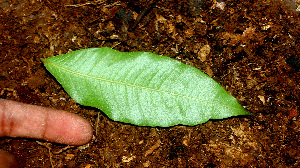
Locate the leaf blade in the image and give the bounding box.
[42,47,251,127]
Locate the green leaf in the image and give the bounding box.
[42,47,251,127]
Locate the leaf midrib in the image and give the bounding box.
[44,60,244,112]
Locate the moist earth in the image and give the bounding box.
[0,0,299,167]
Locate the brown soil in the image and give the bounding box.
[1,0,300,167]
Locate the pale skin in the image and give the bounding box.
[0,99,93,167]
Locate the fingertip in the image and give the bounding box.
[41,108,94,146]
[74,119,93,145]
[57,113,93,145]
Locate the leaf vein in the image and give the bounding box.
[45,61,245,112]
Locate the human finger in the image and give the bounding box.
[0,99,93,146]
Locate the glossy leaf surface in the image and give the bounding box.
[42,47,251,127]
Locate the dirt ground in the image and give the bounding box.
[0,0,300,167]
